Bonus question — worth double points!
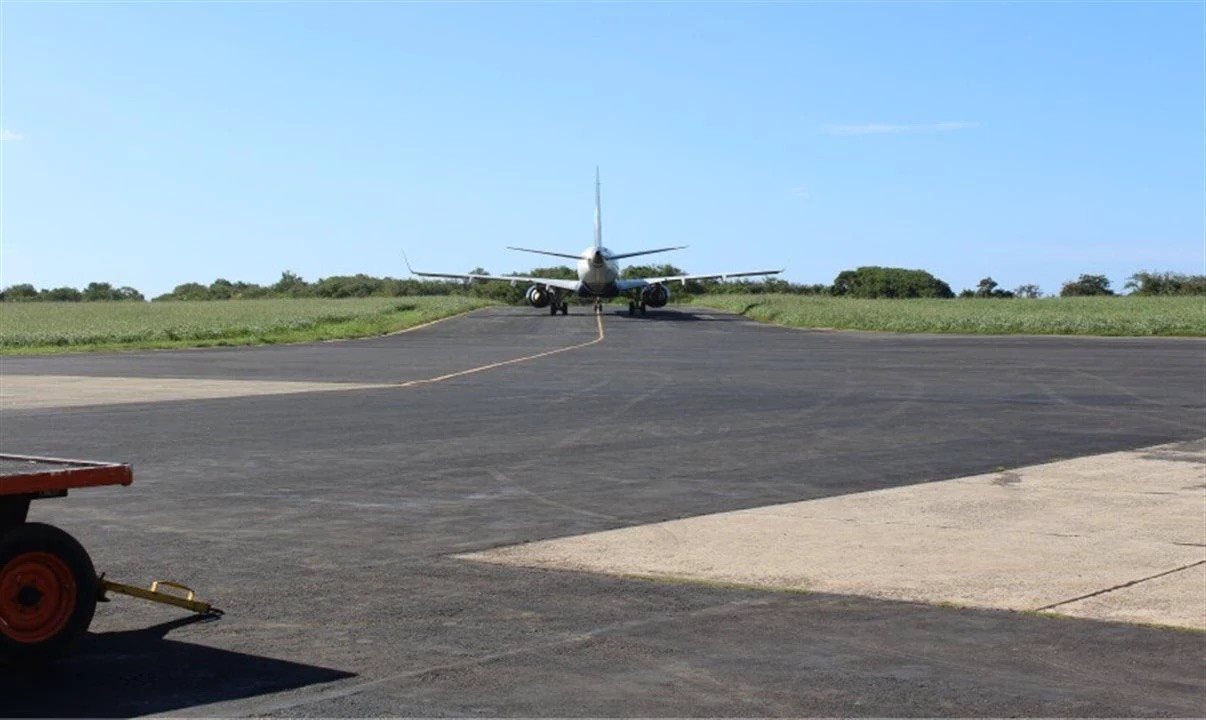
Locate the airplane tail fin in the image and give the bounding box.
[594,167,602,250]
[593,169,686,260]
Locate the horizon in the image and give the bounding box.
[0,263,1187,300]
[2,3,1202,298]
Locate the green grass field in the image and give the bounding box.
[0,297,495,354]
[690,294,1206,336]
[2,294,1201,354]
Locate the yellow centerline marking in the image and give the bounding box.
[379,306,485,338]
[397,311,605,388]
[1,313,606,410]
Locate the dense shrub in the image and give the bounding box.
[1060,274,1114,297]
[966,277,1014,299]
[1125,271,1206,296]
[83,282,144,301]
[41,287,84,302]
[0,284,39,301]
[832,266,955,299]
[163,282,210,301]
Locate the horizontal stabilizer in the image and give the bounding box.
[607,246,687,261]
[506,246,583,261]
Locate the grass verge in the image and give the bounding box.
[0,297,496,354]
[689,294,1206,336]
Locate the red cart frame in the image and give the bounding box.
[1,454,217,663]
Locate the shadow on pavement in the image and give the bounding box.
[608,307,745,321]
[464,306,744,321]
[1,616,354,718]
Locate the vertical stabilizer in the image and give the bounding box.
[594,167,602,249]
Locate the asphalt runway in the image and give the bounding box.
[1,306,1203,717]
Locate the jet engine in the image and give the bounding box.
[641,283,670,308]
[525,285,551,308]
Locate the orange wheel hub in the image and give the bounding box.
[0,552,77,644]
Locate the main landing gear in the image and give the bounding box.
[627,300,646,317]
[549,301,568,316]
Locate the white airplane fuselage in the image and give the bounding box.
[407,168,782,314]
[575,246,621,298]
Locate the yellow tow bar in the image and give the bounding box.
[99,576,223,615]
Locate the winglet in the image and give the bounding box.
[402,250,416,276]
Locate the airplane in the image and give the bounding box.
[407,169,783,316]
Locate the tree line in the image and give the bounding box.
[0,282,145,302]
[2,268,1202,303]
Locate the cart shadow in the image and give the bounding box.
[0,616,355,717]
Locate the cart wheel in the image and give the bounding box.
[0,523,97,663]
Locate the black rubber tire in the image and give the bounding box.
[560,304,568,315]
[639,303,647,315]
[0,523,97,664]
[628,302,636,316]
[549,303,557,316]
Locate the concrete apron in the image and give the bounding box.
[0,374,390,410]
[461,439,1206,630]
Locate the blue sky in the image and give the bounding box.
[2,2,1202,297]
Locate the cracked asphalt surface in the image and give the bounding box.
[1,306,1203,717]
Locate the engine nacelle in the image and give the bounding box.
[641,283,670,308]
[526,285,551,308]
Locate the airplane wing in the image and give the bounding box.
[408,268,581,293]
[616,268,784,291]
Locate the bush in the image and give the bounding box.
[1060,274,1114,297]
[159,282,210,301]
[314,274,386,298]
[0,284,39,301]
[1125,271,1206,296]
[271,271,312,298]
[832,266,954,299]
[82,282,140,301]
[41,287,83,302]
[972,277,1014,299]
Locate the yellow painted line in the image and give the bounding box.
[296,306,494,345]
[397,311,605,388]
[1,313,605,410]
[378,305,491,338]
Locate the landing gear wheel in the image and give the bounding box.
[0,523,97,663]
[628,301,636,316]
[639,302,647,315]
[549,303,558,316]
[560,303,568,316]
